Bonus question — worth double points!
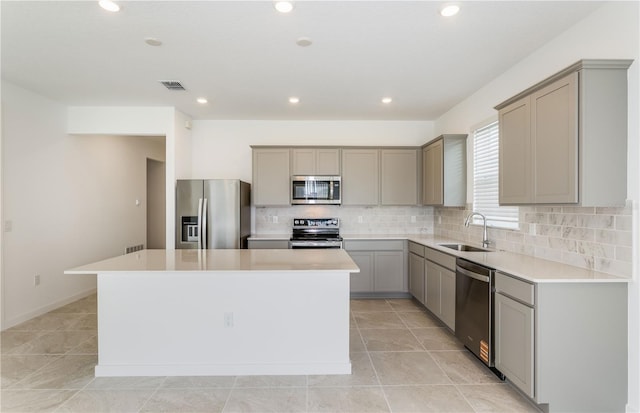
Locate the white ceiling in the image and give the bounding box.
[1,1,603,120]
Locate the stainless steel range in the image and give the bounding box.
[289,218,343,249]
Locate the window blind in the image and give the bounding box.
[472,120,519,229]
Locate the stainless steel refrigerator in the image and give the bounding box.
[175,180,251,249]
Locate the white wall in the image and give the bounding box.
[169,110,194,248]
[432,2,639,411]
[190,120,434,182]
[67,106,174,136]
[1,83,166,329]
[67,106,192,249]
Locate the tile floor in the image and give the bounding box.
[1,295,541,412]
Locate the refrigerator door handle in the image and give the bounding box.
[197,198,204,249]
[202,197,208,249]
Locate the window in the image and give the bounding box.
[472,120,519,229]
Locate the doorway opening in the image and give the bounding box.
[147,158,166,249]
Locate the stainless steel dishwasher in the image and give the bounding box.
[455,258,500,373]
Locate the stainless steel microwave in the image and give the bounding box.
[291,176,341,205]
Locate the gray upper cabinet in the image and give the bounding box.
[341,149,379,206]
[381,149,419,205]
[291,148,340,176]
[496,59,632,206]
[422,140,442,205]
[252,148,290,206]
[532,73,578,203]
[422,135,467,207]
[498,96,532,204]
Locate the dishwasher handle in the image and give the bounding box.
[456,265,490,283]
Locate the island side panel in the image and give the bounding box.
[535,282,627,412]
[96,270,351,376]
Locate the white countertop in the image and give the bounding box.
[65,249,360,274]
[250,233,629,283]
[407,236,627,283]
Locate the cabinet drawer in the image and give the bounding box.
[248,240,289,249]
[408,242,425,257]
[343,240,405,251]
[425,247,455,270]
[495,272,535,306]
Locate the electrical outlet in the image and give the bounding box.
[529,223,536,235]
[438,216,442,224]
[358,216,363,223]
[4,220,12,232]
[410,216,416,223]
[273,216,278,224]
[34,274,41,287]
[224,312,234,328]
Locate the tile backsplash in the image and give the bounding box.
[254,201,632,277]
[434,201,633,277]
[254,205,434,235]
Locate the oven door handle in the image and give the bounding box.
[289,241,343,249]
[456,266,490,283]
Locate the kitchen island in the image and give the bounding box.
[65,249,359,377]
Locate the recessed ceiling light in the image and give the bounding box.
[144,37,162,47]
[197,98,208,104]
[381,97,393,104]
[440,4,460,17]
[98,0,120,12]
[296,37,313,47]
[289,97,300,104]
[274,1,294,13]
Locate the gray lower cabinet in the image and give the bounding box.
[494,271,628,412]
[494,274,534,398]
[407,243,455,330]
[424,260,455,331]
[374,251,404,291]
[348,251,374,293]
[344,240,407,295]
[425,261,441,316]
[408,250,425,304]
[439,268,455,330]
[247,239,289,249]
[424,247,456,330]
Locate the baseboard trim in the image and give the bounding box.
[95,361,352,377]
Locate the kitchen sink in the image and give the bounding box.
[438,243,490,252]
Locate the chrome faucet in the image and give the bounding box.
[464,212,490,248]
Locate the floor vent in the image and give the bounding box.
[159,80,186,90]
[124,244,144,255]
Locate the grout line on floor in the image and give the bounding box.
[135,376,167,413]
[356,317,393,413]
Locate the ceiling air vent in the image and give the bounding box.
[159,80,186,91]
